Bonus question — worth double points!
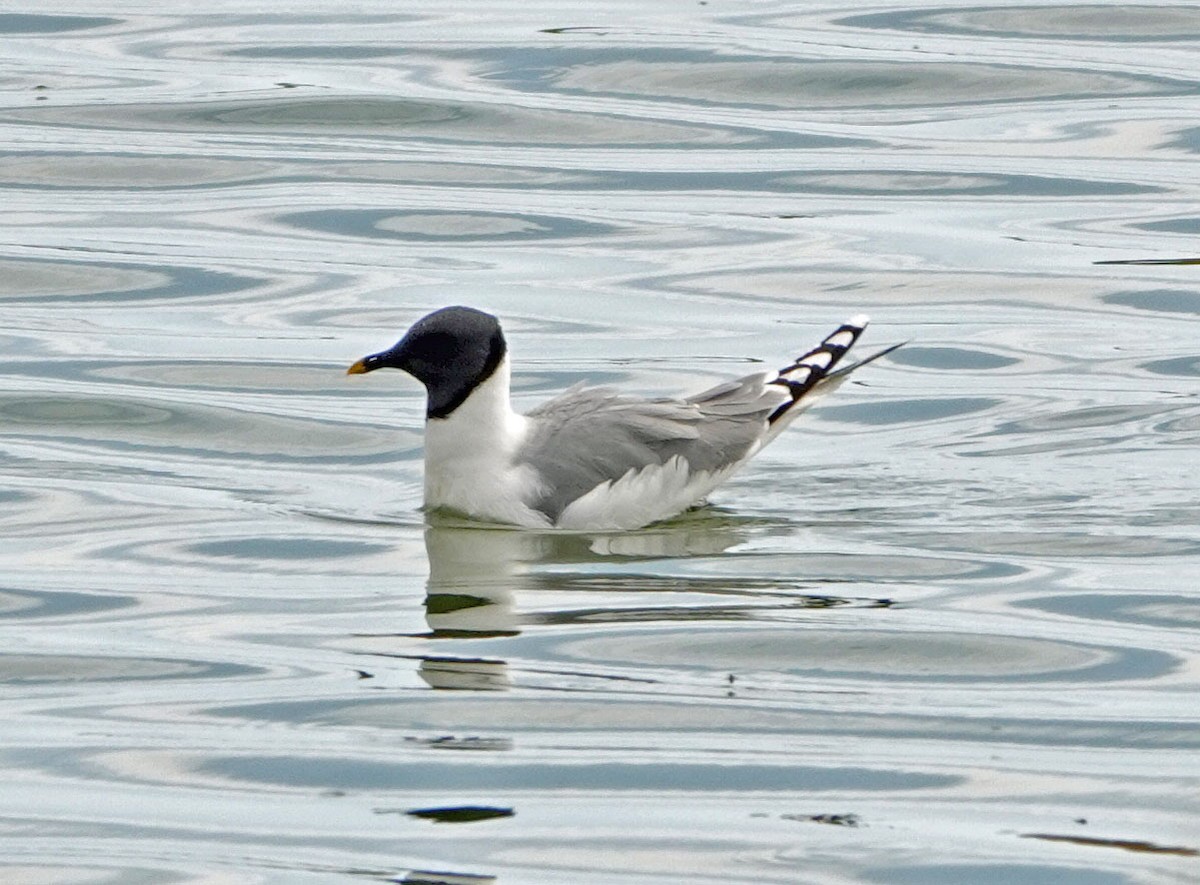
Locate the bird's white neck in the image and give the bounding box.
[421,357,544,525]
[425,356,522,451]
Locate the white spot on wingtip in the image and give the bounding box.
[847,313,870,329]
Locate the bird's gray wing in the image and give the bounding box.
[518,377,784,521]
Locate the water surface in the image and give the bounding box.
[2,2,1198,883]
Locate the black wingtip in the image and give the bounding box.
[766,326,902,425]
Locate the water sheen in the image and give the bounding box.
[2,3,1198,883]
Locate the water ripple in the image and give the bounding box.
[487,50,1195,110]
[838,6,1200,43]
[0,392,404,462]
[552,628,1178,684]
[0,654,259,684]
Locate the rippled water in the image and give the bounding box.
[3,3,1199,883]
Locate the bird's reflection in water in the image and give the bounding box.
[422,512,749,635]
[418,523,522,690]
[422,522,525,639]
[416,512,748,690]
[416,655,512,691]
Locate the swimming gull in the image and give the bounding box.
[348,306,898,530]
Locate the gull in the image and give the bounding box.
[348,307,898,530]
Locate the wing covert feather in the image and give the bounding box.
[518,374,785,520]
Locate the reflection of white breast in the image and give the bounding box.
[422,361,550,527]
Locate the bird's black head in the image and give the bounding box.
[347,306,506,419]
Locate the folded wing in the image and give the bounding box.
[518,377,787,522]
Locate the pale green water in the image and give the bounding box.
[1,3,1198,883]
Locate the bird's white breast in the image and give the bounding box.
[422,360,550,527]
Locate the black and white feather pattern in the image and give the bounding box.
[767,314,870,424]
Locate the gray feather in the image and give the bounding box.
[518,375,779,520]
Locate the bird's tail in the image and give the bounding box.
[766,315,899,425]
